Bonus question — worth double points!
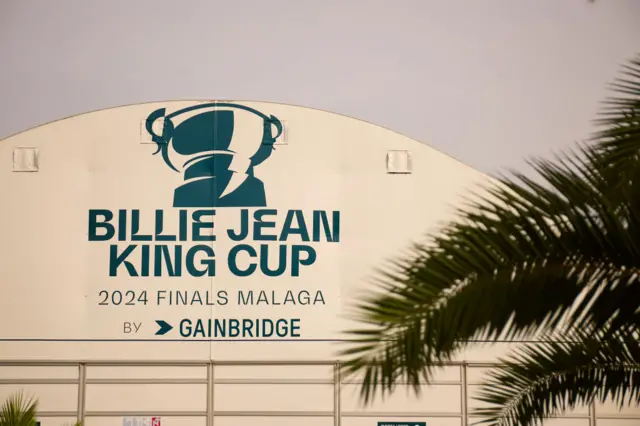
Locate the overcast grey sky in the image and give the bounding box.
[1,0,638,177]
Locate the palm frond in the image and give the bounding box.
[591,54,640,166]
[338,53,640,406]
[339,142,640,403]
[473,326,640,426]
[0,392,38,426]
[590,54,640,202]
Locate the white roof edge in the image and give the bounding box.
[0,98,492,181]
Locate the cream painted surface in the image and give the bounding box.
[339,365,462,383]
[467,385,591,417]
[86,418,204,426]
[345,421,462,426]
[215,383,334,411]
[0,101,638,424]
[86,366,207,380]
[342,384,461,414]
[0,100,494,358]
[596,421,640,426]
[37,418,79,426]
[213,364,333,380]
[0,362,629,426]
[86,384,207,412]
[0,384,77,411]
[215,419,331,426]
[0,366,78,379]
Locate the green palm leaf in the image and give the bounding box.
[472,326,640,426]
[0,392,38,426]
[591,54,640,175]
[337,51,640,423]
[339,143,640,401]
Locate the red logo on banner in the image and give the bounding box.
[151,418,161,426]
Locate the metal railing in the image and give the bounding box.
[0,360,637,425]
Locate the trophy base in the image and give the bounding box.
[172,176,266,208]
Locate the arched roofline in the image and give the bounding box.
[0,98,487,177]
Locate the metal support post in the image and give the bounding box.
[334,362,341,426]
[589,401,597,426]
[461,363,468,426]
[207,362,215,426]
[77,363,87,425]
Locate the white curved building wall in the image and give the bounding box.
[0,101,636,426]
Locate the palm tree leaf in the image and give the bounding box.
[339,142,640,401]
[0,392,38,426]
[338,53,640,419]
[590,54,640,194]
[472,327,640,426]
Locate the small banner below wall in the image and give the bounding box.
[377,422,426,426]
[122,417,161,426]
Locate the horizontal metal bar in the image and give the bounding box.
[213,411,333,417]
[0,379,78,385]
[341,380,462,386]
[86,378,207,385]
[51,378,463,386]
[467,411,640,420]
[35,412,78,417]
[213,360,337,366]
[0,377,464,387]
[0,360,340,367]
[464,363,499,368]
[595,414,640,420]
[78,412,638,421]
[0,359,500,367]
[85,411,206,417]
[469,413,640,421]
[86,361,211,367]
[1,377,389,386]
[0,361,81,366]
[342,412,461,418]
[214,378,333,385]
[557,415,595,420]
[468,414,592,419]
[0,360,208,367]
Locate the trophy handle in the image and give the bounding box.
[146,108,167,142]
[267,114,283,143]
[146,108,179,172]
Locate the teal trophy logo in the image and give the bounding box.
[145,103,283,207]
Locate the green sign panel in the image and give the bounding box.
[377,423,426,426]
